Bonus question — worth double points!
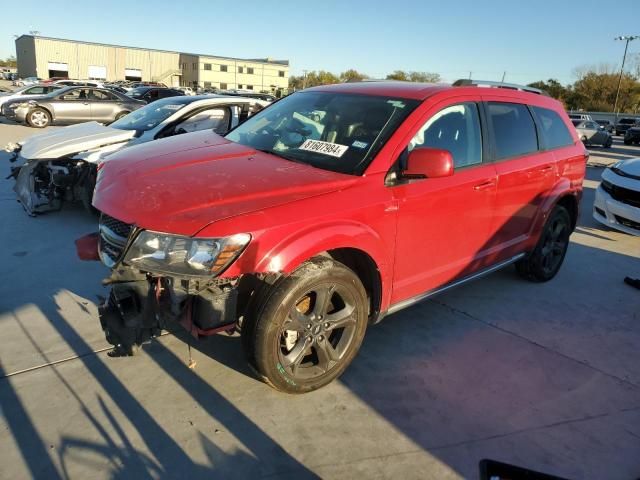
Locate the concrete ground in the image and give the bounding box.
[0,112,639,480]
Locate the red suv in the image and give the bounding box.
[83,80,586,393]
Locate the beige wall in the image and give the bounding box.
[15,36,288,91]
[195,56,288,92]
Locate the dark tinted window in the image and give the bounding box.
[409,102,482,168]
[488,102,538,159]
[531,106,574,149]
[24,86,47,94]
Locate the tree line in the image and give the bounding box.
[528,63,640,113]
[289,62,640,114]
[0,56,17,67]
[288,69,441,90]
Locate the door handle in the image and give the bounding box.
[538,165,554,173]
[473,180,496,191]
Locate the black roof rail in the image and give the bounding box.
[452,79,549,96]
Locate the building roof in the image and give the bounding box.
[15,35,289,67]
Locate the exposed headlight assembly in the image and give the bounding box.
[123,230,250,277]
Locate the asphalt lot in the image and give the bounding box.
[0,115,639,479]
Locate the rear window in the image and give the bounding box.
[531,106,574,150]
[487,102,538,159]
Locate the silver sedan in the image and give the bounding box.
[573,119,613,148]
[5,86,145,128]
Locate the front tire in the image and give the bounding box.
[604,137,613,148]
[27,108,51,128]
[244,258,368,393]
[516,205,571,282]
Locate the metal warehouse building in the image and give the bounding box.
[15,35,289,94]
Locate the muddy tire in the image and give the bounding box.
[243,258,368,394]
[516,205,571,282]
[27,108,51,128]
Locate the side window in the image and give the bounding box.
[176,107,231,135]
[88,90,115,101]
[59,89,83,100]
[408,102,482,168]
[487,102,538,159]
[531,106,574,150]
[146,90,159,100]
[24,86,46,95]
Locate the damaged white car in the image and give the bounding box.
[7,95,268,215]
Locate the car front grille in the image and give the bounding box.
[99,213,133,267]
[614,215,640,231]
[601,180,640,208]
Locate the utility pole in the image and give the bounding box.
[501,71,506,83]
[302,69,308,90]
[613,35,639,123]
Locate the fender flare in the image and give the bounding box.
[529,178,580,243]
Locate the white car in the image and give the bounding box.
[8,95,268,215]
[0,84,63,114]
[593,159,640,236]
[175,86,195,96]
[54,79,104,88]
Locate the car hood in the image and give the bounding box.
[93,130,358,236]
[19,121,135,159]
[614,158,640,179]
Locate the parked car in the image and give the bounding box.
[573,119,613,147]
[624,125,640,145]
[126,87,184,104]
[595,119,614,134]
[77,79,586,393]
[20,77,43,86]
[54,79,104,88]
[4,86,145,128]
[615,117,639,136]
[8,95,268,215]
[43,76,68,84]
[593,159,640,236]
[220,90,276,102]
[568,113,592,121]
[0,86,11,93]
[175,86,195,96]
[0,84,64,115]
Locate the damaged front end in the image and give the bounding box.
[11,155,97,216]
[88,214,252,356]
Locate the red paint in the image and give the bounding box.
[75,232,100,261]
[94,82,586,314]
[404,148,454,179]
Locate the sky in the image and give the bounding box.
[3,0,640,85]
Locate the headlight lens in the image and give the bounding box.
[123,230,250,276]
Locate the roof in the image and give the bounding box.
[304,81,451,100]
[15,35,289,67]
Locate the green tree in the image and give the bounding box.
[339,69,368,82]
[0,55,17,67]
[386,70,440,82]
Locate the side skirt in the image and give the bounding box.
[385,253,526,316]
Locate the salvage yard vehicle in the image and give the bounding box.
[615,117,639,136]
[7,95,267,215]
[4,86,145,128]
[624,125,640,145]
[0,84,64,114]
[80,80,586,394]
[126,87,184,104]
[572,119,613,148]
[593,159,640,236]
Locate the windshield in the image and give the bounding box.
[111,100,187,131]
[127,88,146,98]
[225,91,419,175]
[619,118,635,124]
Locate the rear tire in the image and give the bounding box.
[27,108,51,128]
[604,137,613,148]
[624,139,632,145]
[114,111,129,122]
[243,258,368,394]
[516,205,571,282]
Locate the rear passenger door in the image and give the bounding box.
[88,89,119,122]
[483,100,556,258]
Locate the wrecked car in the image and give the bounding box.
[80,80,586,393]
[7,95,268,215]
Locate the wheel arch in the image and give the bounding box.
[29,105,54,123]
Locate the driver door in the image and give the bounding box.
[174,107,231,135]
[391,99,497,304]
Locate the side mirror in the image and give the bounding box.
[403,147,454,179]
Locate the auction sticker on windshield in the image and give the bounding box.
[299,139,348,158]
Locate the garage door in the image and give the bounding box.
[88,65,107,80]
[124,68,142,81]
[47,62,69,79]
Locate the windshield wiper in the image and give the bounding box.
[253,148,308,166]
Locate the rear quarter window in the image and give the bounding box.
[531,106,574,150]
[487,102,538,160]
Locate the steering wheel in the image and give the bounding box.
[279,119,312,148]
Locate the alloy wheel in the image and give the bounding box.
[540,216,568,275]
[278,283,358,380]
[30,111,48,127]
